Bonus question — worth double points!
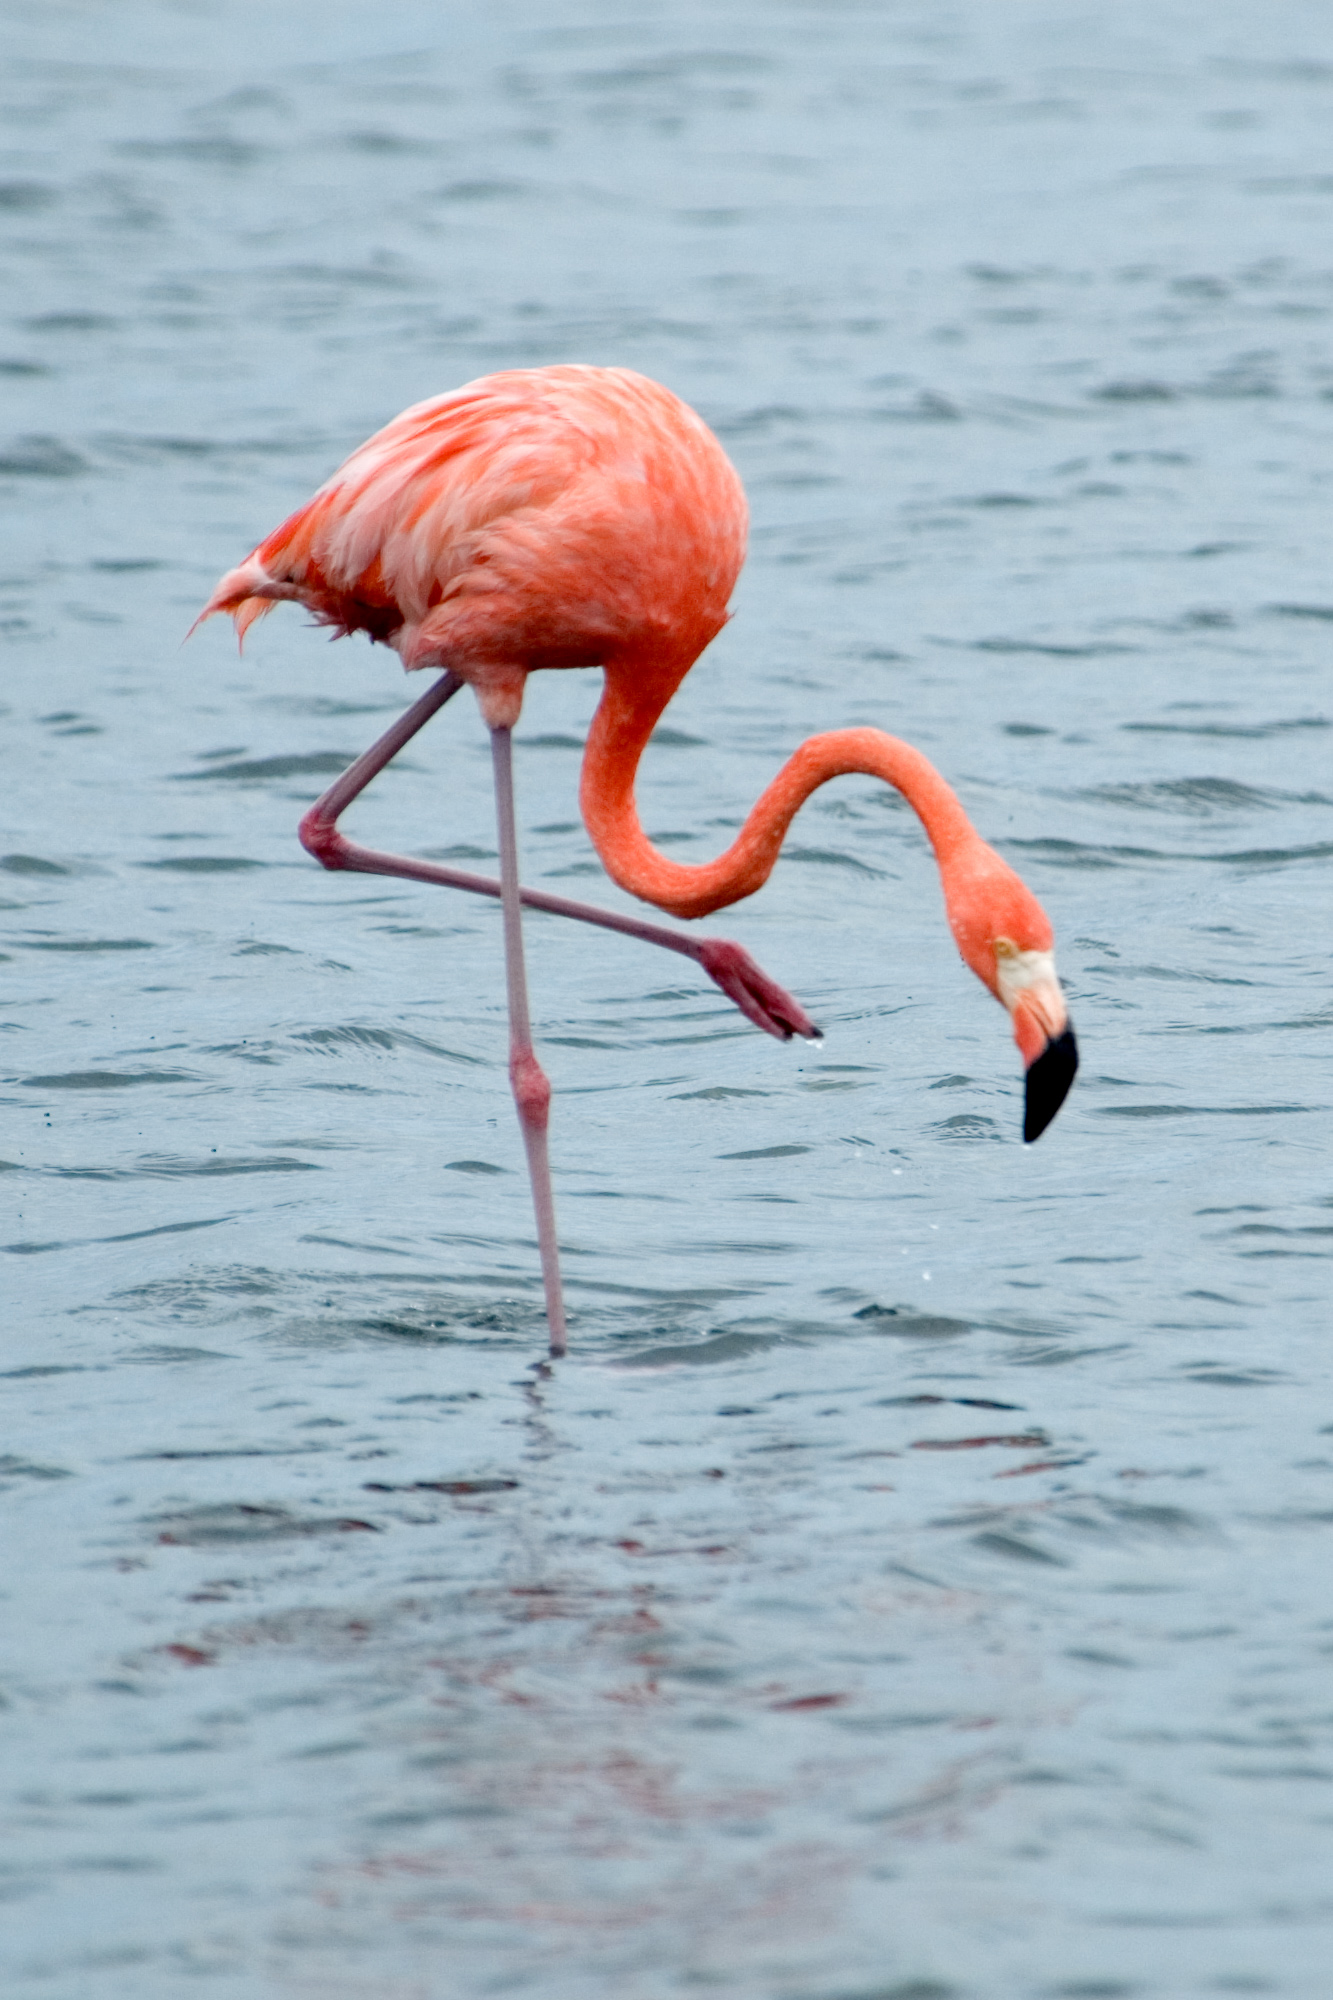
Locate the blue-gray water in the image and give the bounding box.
[3,4,1332,1995]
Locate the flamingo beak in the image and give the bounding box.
[1024,1022,1078,1143]
[994,948,1078,1143]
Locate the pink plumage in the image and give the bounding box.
[201,364,748,678]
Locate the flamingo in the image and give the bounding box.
[199,364,1077,1357]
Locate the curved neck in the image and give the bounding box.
[579,659,980,921]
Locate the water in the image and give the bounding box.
[3,2,1332,1993]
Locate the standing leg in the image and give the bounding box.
[490,723,568,1358]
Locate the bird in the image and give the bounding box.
[198,363,1078,1357]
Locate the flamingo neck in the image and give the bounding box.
[579,659,981,922]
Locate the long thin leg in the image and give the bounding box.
[300,669,466,830]
[298,675,819,1042]
[490,723,567,1358]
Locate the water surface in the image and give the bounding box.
[2,3,1332,1995]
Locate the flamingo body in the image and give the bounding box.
[201,364,1077,1352]
[207,366,746,720]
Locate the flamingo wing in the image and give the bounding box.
[196,366,746,675]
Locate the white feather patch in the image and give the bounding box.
[993,943,1058,1014]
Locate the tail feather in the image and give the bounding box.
[187,560,284,646]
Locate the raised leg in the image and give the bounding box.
[490,725,567,1358]
[299,669,466,837]
[297,675,820,1042]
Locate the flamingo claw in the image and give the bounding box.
[695,939,821,1042]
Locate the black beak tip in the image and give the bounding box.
[1023,1025,1078,1143]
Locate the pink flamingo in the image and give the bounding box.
[199,365,1076,1356]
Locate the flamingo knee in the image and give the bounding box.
[509,1047,552,1133]
[298,807,348,870]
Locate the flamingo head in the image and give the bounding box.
[944,843,1078,1143]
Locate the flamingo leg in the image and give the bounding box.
[297,675,820,1042]
[299,668,467,829]
[490,723,568,1357]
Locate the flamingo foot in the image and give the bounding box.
[694,939,821,1042]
